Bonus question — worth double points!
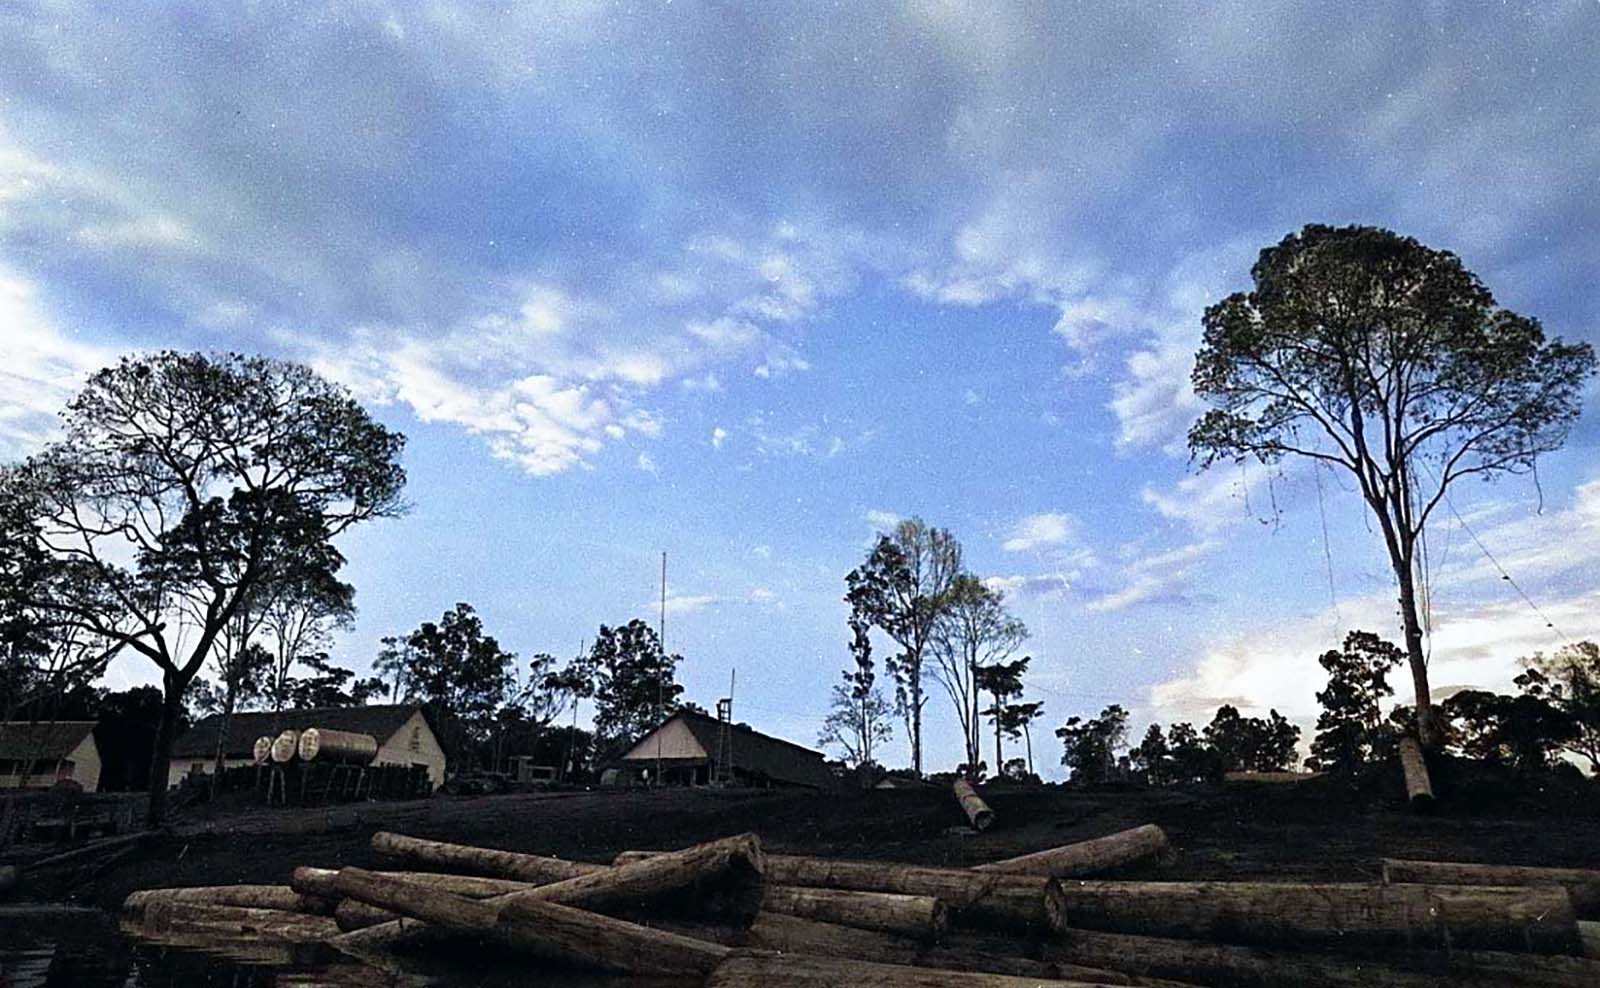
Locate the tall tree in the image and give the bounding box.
[1056,704,1129,785]
[376,603,514,763]
[976,655,1030,773]
[1309,630,1404,775]
[1204,704,1301,772]
[561,619,683,763]
[1522,642,1600,774]
[819,614,893,770]
[260,568,356,718]
[1000,699,1045,779]
[2,352,405,825]
[1188,225,1595,746]
[1131,723,1172,785]
[281,653,385,710]
[930,575,1027,775]
[845,519,962,777]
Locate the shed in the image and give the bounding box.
[615,708,832,788]
[0,721,101,792]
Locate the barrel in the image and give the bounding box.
[252,736,275,763]
[298,728,378,764]
[270,729,301,763]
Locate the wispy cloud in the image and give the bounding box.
[1002,512,1079,552]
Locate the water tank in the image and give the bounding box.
[270,729,301,763]
[252,736,274,763]
[298,728,378,764]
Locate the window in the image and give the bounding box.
[409,726,421,752]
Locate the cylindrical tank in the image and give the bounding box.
[298,728,378,764]
[252,736,274,763]
[270,729,301,763]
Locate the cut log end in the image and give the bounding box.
[1398,736,1435,807]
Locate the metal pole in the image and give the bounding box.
[656,551,665,788]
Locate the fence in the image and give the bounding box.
[193,760,432,807]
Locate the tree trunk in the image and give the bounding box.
[1382,860,1600,918]
[1047,926,1600,988]
[124,885,334,916]
[704,950,1132,988]
[144,674,188,828]
[911,674,923,777]
[762,886,948,941]
[293,866,532,900]
[1398,737,1435,806]
[975,824,1169,878]
[133,900,340,943]
[1392,539,1440,748]
[370,831,607,882]
[763,855,1063,932]
[1024,723,1035,777]
[994,694,1003,775]
[953,778,995,831]
[1048,880,1580,953]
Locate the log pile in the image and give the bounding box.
[116,823,1600,987]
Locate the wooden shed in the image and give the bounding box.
[615,708,832,788]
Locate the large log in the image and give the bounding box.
[335,898,401,931]
[975,825,1170,878]
[762,886,948,941]
[1398,736,1434,805]
[1047,926,1600,988]
[1380,859,1600,917]
[124,885,335,916]
[333,868,730,975]
[751,854,1063,932]
[135,900,340,943]
[371,830,607,882]
[1582,920,1599,959]
[954,778,995,831]
[705,950,1151,988]
[1053,880,1580,953]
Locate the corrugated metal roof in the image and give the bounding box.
[172,705,423,759]
[0,721,97,761]
[622,708,832,788]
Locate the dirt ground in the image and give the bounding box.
[35,769,1600,911]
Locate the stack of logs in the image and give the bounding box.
[119,823,1600,987]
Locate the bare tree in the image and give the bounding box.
[818,613,893,771]
[930,575,1027,775]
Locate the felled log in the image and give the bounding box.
[0,864,16,893]
[762,886,947,941]
[333,868,730,975]
[954,778,995,831]
[124,885,335,916]
[271,729,301,763]
[293,865,533,901]
[371,830,607,882]
[335,898,400,931]
[297,727,378,763]
[704,950,1147,988]
[1047,926,1600,988]
[1381,859,1600,917]
[24,831,150,872]
[1582,920,1599,959]
[135,900,340,943]
[762,854,1063,932]
[1222,770,1324,783]
[1399,736,1434,806]
[1052,880,1580,953]
[975,824,1170,878]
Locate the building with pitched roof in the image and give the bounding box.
[0,721,101,791]
[615,708,832,788]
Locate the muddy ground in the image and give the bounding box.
[28,766,1600,910]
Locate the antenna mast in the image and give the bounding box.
[655,551,666,788]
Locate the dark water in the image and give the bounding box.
[0,909,690,988]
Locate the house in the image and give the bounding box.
[615,708,832,788]
[0,721,101,792]
[169,704,446,791]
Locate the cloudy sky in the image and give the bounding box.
[3,3,1598,776]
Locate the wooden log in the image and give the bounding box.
[333,867,730,975]
[293,865,533,900]
[371,830,607,882]
[705,950,1150,988]
[1399,736,1434,805]
[124,885,335,916]
[1381,859,1600,917]
[1052,880,1580,953]
[135,900,340,943]
[762,854,1064,932]
[1582,920,1599,959]
[335,897,400,931]
[1046,926,1600,988]
[954,778,995,831]
[975,825,1170,878]
[762,885,948,941]
[0,864,16,893]
[25,831,150,872]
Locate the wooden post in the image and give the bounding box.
[1380,859,1600,918]
[975,824,1170,878]
[953,778,995,831]
[1051,880,1581,953]
[762,886,948,941]
[371,830,607,882]
[1399,736,1434,806]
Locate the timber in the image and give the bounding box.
[953,777,995,831]
[335,898,400,931]
[1381,859,1600,917]
[294,865,534,899]
[1052,880,1580,953]
[1398,736,1434,806]
[976,824,1170,878]
[371,830,606,882]
[124,885,335,916]
[705,950,1151,988]
[1047,927,1600,988]
[1582,920,1599,959]
[762,885,948,940]
[135,900,340,943]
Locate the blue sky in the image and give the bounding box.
[3,2,1598,776]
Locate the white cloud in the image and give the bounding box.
[1002,511,1078,552]
[1086,539,1218,613]
[644,593,719,616]
[711,426,728,449]
[983,573,1072,600]
[865,509,902,531]
[746,587,781,606]
[636,451,657,473]
[0,268,115,458]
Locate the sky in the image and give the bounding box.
[2,2,1598,778]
